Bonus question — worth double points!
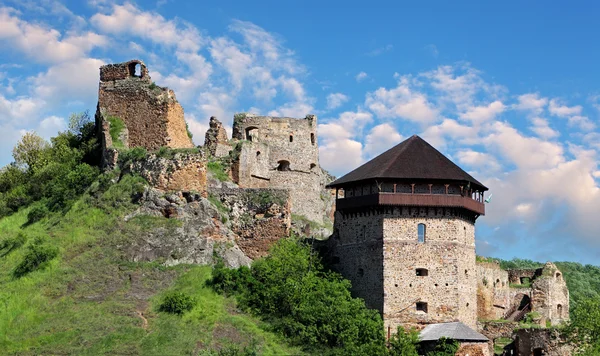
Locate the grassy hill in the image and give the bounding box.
[0,181,302,355]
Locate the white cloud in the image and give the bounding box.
[514,93,548,114]
[356,71,368,82]
[326,93,349,110]
[567,115,596,131]
[529,117,559,139]
[365,76,438,123]
[319,138,363,175]
[363,123,403,158]
[91,3,203,52]
[455,149,502,172]
[0,8,107,64]
[460,100,505,124]
[549,98,582,117]
[366,44,393,57]
[32,57,105,102]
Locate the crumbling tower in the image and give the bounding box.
[96,59,194,165]
[326,135,488,331]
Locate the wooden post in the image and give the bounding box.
[335,188,339,200]
[428,184,433,194]
[445,184,449,194]
[411,184,415,194]
[393,183,397,193]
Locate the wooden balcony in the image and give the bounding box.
[336,193,485,215]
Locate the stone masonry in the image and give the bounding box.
[96,59,194,166]
[327,206,478,331]
[226,113,330,223]
[204,116,231,158]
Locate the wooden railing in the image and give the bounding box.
[336,193,485,215]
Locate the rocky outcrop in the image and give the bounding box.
[124,188,250,268]
[129,152,207,194]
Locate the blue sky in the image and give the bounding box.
[1,0,599,264]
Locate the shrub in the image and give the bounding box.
[388,326,419,356]
[27,204,49,224]
[210,239,386,354]
[186,122,193,139]
[426,337,460,356]
[158,291,196,315]
[118,147,148,165]
[0,232,27,258]
[13,239,59,278]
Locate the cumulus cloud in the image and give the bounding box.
[529,117,559,139]
[549,98,582,117]
[514,93,548,114]
[365,76,438,123]
[326,93,349,110]
[459,100,505,124]
[363,123,403,159]
[356,71,368,82]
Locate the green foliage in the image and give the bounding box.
[186,122,193,139]
[567,297,600,354]
[148,82,158,90]
[246,190,286,208]
[107,116,126,149]
[207,161,230,182]
[210,238,387,354]
[118,146,148,165]
[158,291,196,315]
[0,232,26,257]
[90,174,146,212]
[208,194,229,222]
[388,326,419,356]
[27,204,49,224]
[493,337,513,355]
[499,258,543,270]
[426,337,460,356]
[12,238,58,278]
[12,132,50,171]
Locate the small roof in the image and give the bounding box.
[327,135,488,190]
[419,322,489,342]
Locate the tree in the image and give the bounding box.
[568,297,600,354]
[388,326,420,356]
[12,132,50,172]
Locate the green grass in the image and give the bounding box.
[207,161,230,182]
[0,182,302,355]
[493,337,513,355]
[107,116,126,149]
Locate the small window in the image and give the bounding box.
[416,268,428,276]
[557,304,563,317]
[418,223,426,243]
[556,272,562,280]
[256,151,261,157]
[289,135,293,142]
[310,163,316,170]
[416,302,428,313]
[277,160,291,171]
[358,268,364,277]
[311,133,315,145]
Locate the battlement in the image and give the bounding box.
[99,59,151,82]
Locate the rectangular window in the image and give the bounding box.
[416,302,428,313]
[418,223,426,243]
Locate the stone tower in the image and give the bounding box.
[230,113,328,223]
[326,135,488,331]
[95,59,194,166]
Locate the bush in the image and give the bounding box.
[158,291,196,315]
[0,232,27,257]
[426,337,460,356]
[388,326,419,356]
[27,205,49,224]
[13,239,59,278]
[210,239,386,354]
[118,147,148,165]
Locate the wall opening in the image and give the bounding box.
[556,272,562,280]
[256,151,261,157]
[128,62,142,77]
[310,163,316,170]
[557,304,563,318]
[520,277,531,285]
[533,348,544,356]
[277,160,291,171]
[416,268,429,276]
[416,302,428,313]
[289,135,293,142]
[311,133,315,145]
[418,223,426,243]
[358,268,364,277]
[245,127,259,142]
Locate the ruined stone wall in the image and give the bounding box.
[477,262,511,320]
[456,342,492,356]
[382,207,478,330]
[327,210,384,313]
[211,187,291,260]
[531,263,570,326]
[204,116,231,157]
[129,152,207,194]
[515,329,573,356]
[96,60,194,159]
[230,113,329,223]
[508,269,540,284]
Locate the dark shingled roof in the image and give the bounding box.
[327,135,488,190]
[419,322,489,342]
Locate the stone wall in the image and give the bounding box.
[326,210,385,313]
[382,207,478,330]
[515,329,573,356]
[129,152,207,194]
[477,261,511,320]
[508,269,540,284]
[456,342,492,356]
[211,187,291,260]
[204,116,231,157]
[531,263,570,326]
[229,113,331,223]
[96,59,194,164]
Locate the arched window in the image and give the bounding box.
[557,304,563,317]
[256,151,261,157]
[418,223,426,243]
[277,160,291,171]
[416,268,428,276]
[128,62,142,77]
[556,272,562,280]
[245,127,259,142]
